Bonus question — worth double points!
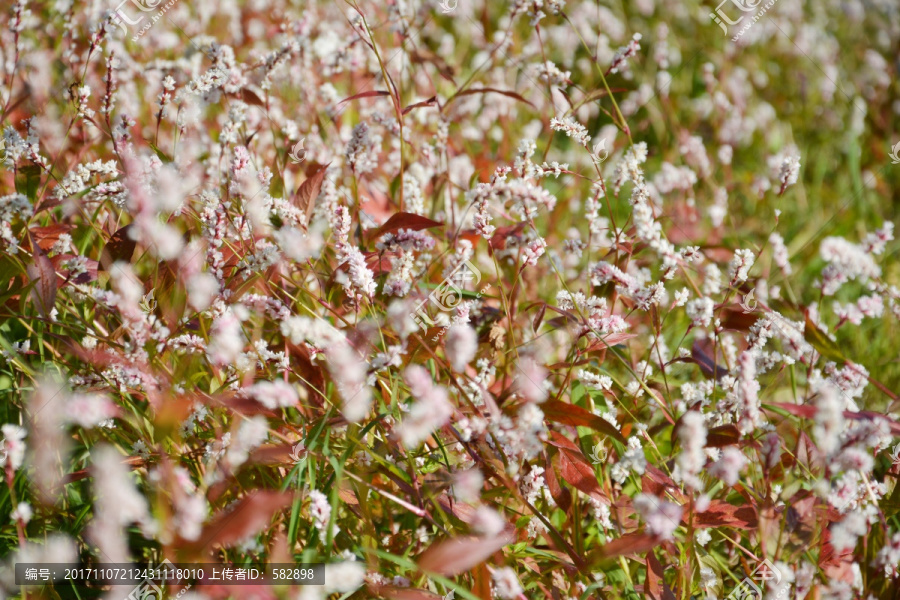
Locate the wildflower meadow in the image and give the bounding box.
[1,0,900,598]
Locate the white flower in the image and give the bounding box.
[446,324,478,372]
[11,502,33,524]
[397,366,453,448]
[674,411,707,490]
[633,493,683,539]
[327,341,372,423]
[708,447,747,486]
[247,380,299,409]
[550,116,591,147]
[686,297,714,328]
[491,567,523,600]
[323,559,366,594]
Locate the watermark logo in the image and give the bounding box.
[125,559,192,600]
[289,442,306,464]
[140,289,157,314]
[289,138,307,164]
[889,141,900,165]
[739,289,758,314]
[410,259,488,338]
[438,0,458,13]
[709,0,781,41]
[709,0,761,34]
[591,139,609,165]
[889,443,900,466]
[726,559,783,600]
[110,0,183,42]
[588,442,608,464]
[125,559,169,600]
[0,446,7,465]
[443,591,455,600]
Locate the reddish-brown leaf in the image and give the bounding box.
[339,90,391,104]
[770,402,900,435]
[488,222,527,250]
[691,339,728,380]
[379,588,443,600]
[693,501,758,529]
[532,302,547,332]
[582,332,639,352]
[706,424,742,447]
[542,400,626,443]
[547,432,604,500]
[556,447,604,500]
[720,307,759,332]
[190,491,293,551]
[544,449,572,513]
[645,552,676,600]
[99,225,136,270]
[30,224,72,251]
[291,162,330,228]
[453,87,535,108]
[402,96,437,115]
[594,532,660,560]
[194,582,276,600]
[373,212,443,239]
[26,251,57,316]
[417,531,515,576]
[51,254,99,285]
[240,87,266,107]
[473,563,492,600]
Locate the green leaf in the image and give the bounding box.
[16,165,42,202]
[148,141,173,163]
[803,314,845,362]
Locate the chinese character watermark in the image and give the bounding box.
[110,0,183,43]
[739,289,758,314]
[437,0,458,14]
[726,559,784,600]
[588,442,608,464]
[889,141,900,165]
[709,0,781,42]
[410,259,490,342]
[289,139,307,164]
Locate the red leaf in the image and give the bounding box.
[402,96,437,115]
[769,402,900,435]
[339,90,391,104]
[417,531,515,576]
[532,302,547,332]
[542,399,626,443]
[240,87,266,107]
[373,212,443,239]
[582,332,639,352]
[544,449,572,513]
[30,224,72,251]
[645,552,676,600]
[473,563,492,600]
[99,225,136,270]
[453,87,536,108]
[194,582,276,600]
[693,501,758,529]
[706,424,742,447]
[379,588,443,600]
[594,532,660,559]
[556,447,604,500]
[26,250,57,316]
[188,491,293,551]
[547,432,605,500]
[691,339,727,380]
[291,162,330,228]
[488,222,527,250]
